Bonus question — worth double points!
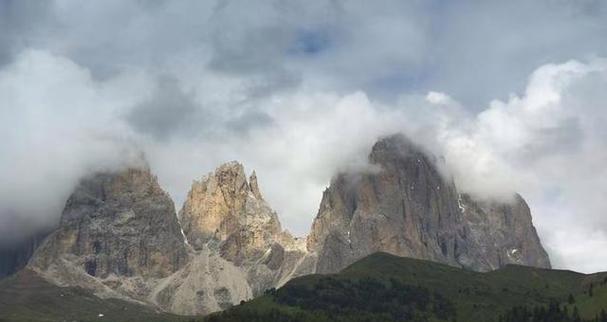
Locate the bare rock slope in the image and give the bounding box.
[29,166,189,302]
[179,161,311,296]
[307,133,550,273]
[28,161,310,315]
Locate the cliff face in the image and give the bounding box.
[29,167,190,301]
[458,193,551,270]
[28,161,310,315]
[179,162,282,263]
[23,135,550,315]
[179,162,311,296]
[308,134,551,273]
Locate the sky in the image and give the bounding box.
[1,0,607,273]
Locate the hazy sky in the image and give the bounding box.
[1,0,607,273]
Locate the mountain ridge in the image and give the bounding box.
[307,133,550,273]
[1,132,552,316]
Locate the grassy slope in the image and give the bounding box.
[2,254,606,322]
[0,269,192,322]
[207,253,607,322]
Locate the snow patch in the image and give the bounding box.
[506,248,522,262]
[457,194,466,213]
[180,228,190,246]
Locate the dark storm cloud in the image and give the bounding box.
[225,110,274,135]
[125,75,278,140]
[126,77,204,140]
[0,0,55,66]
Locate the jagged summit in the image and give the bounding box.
[307,133,550,273]
[28,162,311,315]
[22,134,550,316]
[370,133,426,163]
[178,161,311,295]
[248,170,263,201]
[29,165,189,300]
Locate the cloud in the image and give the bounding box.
[418,58,607,272]
[2,0,607,273]
[4,49,607,274]
[0,50,148,241]
[143,90,405,234]
[126,76,203,140]
[0,0,56,66]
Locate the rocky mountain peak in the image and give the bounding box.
[26,161,312,315]
[29,165,189,301]
[249,171,263,200]
[370,133,423,163]
[20,135,551,315]
[179,161,281,253]
[307,133,550,273]
[179,161,312,296]
[213,161,249,207]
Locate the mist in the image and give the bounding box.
[2,0,607,273]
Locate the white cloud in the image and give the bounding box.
[426,91,452,105]
[4,48,607,273]
[2,1,607,272]
[146,91,406,235]
[0,50,149,241]
[422,58,607,272]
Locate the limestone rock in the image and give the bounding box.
[179,161,311,295]
[23,135,551,316]
[27,161,311,315]
[308,133,551,273]
[151,246,252,315]
[249,171,263,201]
[29,166,189,302]
[457,193,551,270]
[179,162,281,254]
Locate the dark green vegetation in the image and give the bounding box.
[499,300,607,322]
[0,269,191,322]
[206,253,607,322]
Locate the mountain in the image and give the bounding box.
[153,161,312,314]
[29,166,190,302]
[25,161,311,316]
[205,252,607,322]
[307,133,550,273]
[179,161,313,296]
[5,133,554,318]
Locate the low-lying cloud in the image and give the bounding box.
[2,0,607,273]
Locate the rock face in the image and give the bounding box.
[307,133,551,273]
[180,162,281,259]
[29,166,189,301]
[25,135,550,315]
[28,161,310,315]
[179,162,311,296]
[458,193,551,270]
